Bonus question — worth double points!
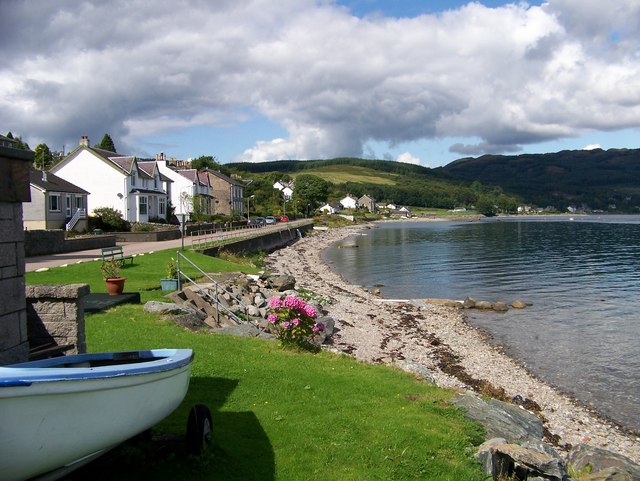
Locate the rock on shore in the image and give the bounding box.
[266,224,640,465]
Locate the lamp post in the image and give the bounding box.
[246,195,255,222]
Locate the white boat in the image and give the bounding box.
[0,349,194,481]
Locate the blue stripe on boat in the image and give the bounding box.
[0,349,194,386]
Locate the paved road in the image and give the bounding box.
[25,220,309,272]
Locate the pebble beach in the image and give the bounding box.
[266,223,640,463]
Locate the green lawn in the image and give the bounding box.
[26,250,487,481]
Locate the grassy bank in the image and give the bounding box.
[26,250,487,480]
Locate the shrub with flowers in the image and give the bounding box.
[267,295,324,350]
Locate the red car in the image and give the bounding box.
[279,215,289,222]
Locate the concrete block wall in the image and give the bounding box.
[25,284,90,354]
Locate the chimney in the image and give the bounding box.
[79,135,89,147]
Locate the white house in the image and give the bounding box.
[274,180,294,200]
[319,202,342,214]
[157,155,213,220]
[339,195,358,209]
[51,136,171,222]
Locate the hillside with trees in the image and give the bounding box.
[439,148,640,212]
[227,157,518,217]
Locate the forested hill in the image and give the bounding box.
[226,157,504,211]
[439,148,640,211]
[227,157,437,178]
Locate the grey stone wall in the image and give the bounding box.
[24,230,116,256]
[0,202,29,364]
[25,284,90,354]
[0,146,32,365]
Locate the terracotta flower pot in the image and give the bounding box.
[105,277,126,296]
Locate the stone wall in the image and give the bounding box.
[114,228,181,242]
[198,223,313,257]
[25,284,89,354]
[0,146,32,365]
[24,230,116,257]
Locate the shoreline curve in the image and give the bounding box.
[266,222,640,463]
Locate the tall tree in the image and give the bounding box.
[292,174,329,212]
[191,155,220,171]
[34,143,54,170]
[95,133,116,152]
[13,135,30,151]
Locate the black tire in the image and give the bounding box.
[186,404,212,455]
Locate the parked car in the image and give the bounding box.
[265,216,276,224]
[279,215,289,222]
[254,217,266,226]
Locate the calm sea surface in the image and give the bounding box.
[323,216,640,431]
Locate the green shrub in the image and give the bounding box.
[91,207,131,232]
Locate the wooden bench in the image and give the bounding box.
[101,246,134,266]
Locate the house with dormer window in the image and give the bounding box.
[50,136,171,222]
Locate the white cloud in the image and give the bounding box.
[396,152,421,166]
[582,144,602,150]
[1,0,640,161]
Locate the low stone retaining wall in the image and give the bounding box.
[114,229,181,242]
[25,284,89,354]
[197,223,313,256]
[24,230,115,256]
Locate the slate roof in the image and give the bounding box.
[30,169,89,194]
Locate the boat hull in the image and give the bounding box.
[0,349,193,481]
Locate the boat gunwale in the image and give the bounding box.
[0,349,194,386]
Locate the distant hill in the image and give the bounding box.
[226,157,504,210]
[439,148,640,211]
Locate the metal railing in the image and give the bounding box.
[175,250,249,326]
[187,220,308,250]
[66,208,86,231]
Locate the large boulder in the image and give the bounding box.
[488,443,566,481]
[475,300,494,310]
[265,274,296,291]
[493,301,509,312]
[566,444,640,480]
[511,299,529,309]
[452,393,544,444]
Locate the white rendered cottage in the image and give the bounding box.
[339,195,358,210]
[51,136,171,222]
[157,155,213,221]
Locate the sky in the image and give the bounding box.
[1,0,639,168]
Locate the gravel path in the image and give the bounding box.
[266,224,640,463]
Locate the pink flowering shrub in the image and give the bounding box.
[267,295,324,350]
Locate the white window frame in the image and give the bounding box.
[159,196,166,216]
[139,196,148,215]
[49,193,61,212]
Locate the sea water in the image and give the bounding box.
[323,216,640,431]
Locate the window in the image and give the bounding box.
[159,196,166,216]
[49,193,61,212]
[131,170,136,186]
[139,196,148,215]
